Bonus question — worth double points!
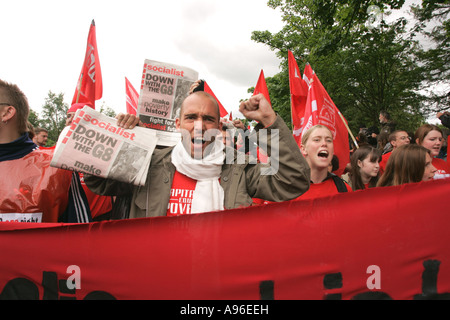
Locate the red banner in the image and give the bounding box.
[1,178,449,301]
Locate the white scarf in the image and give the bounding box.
[171,139,225,214]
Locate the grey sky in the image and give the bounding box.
[1,0,283,118]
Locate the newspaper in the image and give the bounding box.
[51,106,158,186]
[137,59,198,136]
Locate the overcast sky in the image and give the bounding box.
[1,0,284,118]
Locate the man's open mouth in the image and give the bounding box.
[192,137,206,145]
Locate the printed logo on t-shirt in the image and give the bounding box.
[167,171,197,216]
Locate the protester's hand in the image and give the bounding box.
[239,94,276,128]
[232,119,245,130]
[189,80,202,94]
[115,113,141,129]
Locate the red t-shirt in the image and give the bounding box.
[432,158,450,180]
[167,171,197,216]
[294,177,352,201]
[253,174,352,205]
[379,152,391,175]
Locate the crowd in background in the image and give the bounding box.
[1,78,449,224]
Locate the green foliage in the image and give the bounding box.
[99,102,117,118]
[29,95,117,146]
[33,91,68,146]
[27,109,40,128]
[411,1,450,112]
[250,0,443,136]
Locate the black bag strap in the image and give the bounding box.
[330,174,348,193]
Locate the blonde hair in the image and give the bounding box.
[301,125,333,146]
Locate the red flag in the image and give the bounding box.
[125,77,139,115]
[288,51,308,144]
[204,81,228,117]
[72,20,103,106]
[229,111,232,121]
[302,71,350,176]
[302,63,314,86]
[253,69,271,105]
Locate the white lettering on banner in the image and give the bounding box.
[66,265,81,290]
[367,265,381,290]
[0,213,42,223]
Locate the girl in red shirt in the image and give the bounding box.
[415,124,450,180]
[377,144,437,186]
[293,125,352,201]
[349,145,382,191]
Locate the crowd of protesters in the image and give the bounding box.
[1,78,449,223]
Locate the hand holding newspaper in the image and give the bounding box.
[51,106,180,186]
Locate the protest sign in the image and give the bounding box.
[138,59,198,134]
[51,107,159,186]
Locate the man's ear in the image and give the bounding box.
[175,118,181,131]
[391,140,397,148]
[1,106,16,122]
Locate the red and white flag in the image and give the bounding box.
[288,51,308,144]
[72,20,103,106]
[253,69,271,105]
[125,77,139,115]
[204,81,228,117]
[302,70,350,176]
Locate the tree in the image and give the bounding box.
[412,0,450,113]
[39,91,69,146]
[251,0,429,133]
[99,101,117,118]
[338,19,427,132]
[27,109,41,128]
